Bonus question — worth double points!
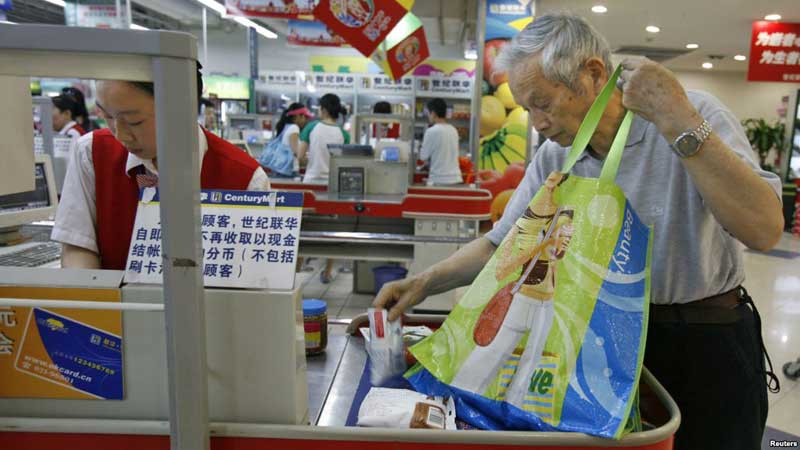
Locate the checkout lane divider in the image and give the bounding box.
[0,298,164,312]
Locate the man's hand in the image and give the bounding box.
[619,57,702,141]
[372,274,429,322]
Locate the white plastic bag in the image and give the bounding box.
[357,388,456,430]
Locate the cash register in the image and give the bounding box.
[0,154,61,268]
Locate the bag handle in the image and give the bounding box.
[511,207,563,295]
[561,65,632,183]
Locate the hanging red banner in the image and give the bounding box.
[386,26,430,79]
[225,0,315,19]
[747,21,800,83]
[312,0,408,58]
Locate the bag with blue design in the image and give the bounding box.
[406,66,652,438]
[258,129,295,177]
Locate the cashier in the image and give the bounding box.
[374,13,783,450]
[419,98,462,185]
[52,66,270,270]
[51,94,87,139]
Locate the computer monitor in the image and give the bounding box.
[0,154,58,244]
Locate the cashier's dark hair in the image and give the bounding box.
[373,101,391,114]
[127,61,205,112]
[319,93,346,120]
[52,94,79,120]
[427,98,447,119]
[61,87,91,130]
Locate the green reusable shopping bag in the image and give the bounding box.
[406,65,652,439]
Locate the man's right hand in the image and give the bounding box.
[372,274,429,322]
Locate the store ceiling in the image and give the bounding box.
[10,0,800,73]
[537,0,800,73]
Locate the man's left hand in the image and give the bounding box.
[619,57,702,141]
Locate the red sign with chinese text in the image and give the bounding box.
[386,26,430,79]
[748,21,800,83]
[313,0,408,58]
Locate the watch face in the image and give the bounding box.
[676,134,700,156]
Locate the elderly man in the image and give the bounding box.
[374,12,782,450]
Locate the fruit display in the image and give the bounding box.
[493,82,518,109]
[480,95,506,137]
[483,39,510,88]
[478,122,526,172]
[490,189,515,223]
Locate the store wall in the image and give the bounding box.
[191,27,467,78]
[673,70,798,122]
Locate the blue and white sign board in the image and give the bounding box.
[124,189,303,290]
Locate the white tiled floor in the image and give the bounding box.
[299,233,800,437]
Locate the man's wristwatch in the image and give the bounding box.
[670,119,712,158]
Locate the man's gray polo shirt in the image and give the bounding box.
[485,90,782,304]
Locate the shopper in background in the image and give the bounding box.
[374,12,783,450]
[61,86,94,132]
[372,100,400,140]
[419,98,462,185]
[51,94,87,139]
[274,102,314,177]
[298,93,350,283]
[299,93,350,183]
[53,64,270,270]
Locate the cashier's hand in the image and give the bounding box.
[373,275,428,322]
[618,57,701,140]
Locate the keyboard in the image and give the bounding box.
[0,241,62,267]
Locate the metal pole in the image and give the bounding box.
[202,7,208,66]
[525,0,539,165]
[115,0,123,29]
[470,0,486,178]
[248,28,259,113]
[125,0,132,28]
[151,56,209,450]
[0,298,164,311]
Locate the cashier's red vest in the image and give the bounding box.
[92,128,260,270]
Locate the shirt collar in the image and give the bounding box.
[573,113,649,163]
[58,121,77,135]
[126,125,207,176]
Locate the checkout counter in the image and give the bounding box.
[276,142,492,312]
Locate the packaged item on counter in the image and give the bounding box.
[303,299,328,355]
[366,308,406,386]
[357,388,456,430]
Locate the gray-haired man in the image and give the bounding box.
[374,12,782,449]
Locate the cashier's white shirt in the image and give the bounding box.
[419,123,462,185]
[51,126,270,254]
[59,120,83,140]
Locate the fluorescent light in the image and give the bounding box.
[305,81,316,93]
[645,25,660,33]
[591,5,607,14]
[44,0,66,7]
[734,55,747,61]
[464,49,478,60]
[686,43,699,49]
[0,20,16,24]
[195,0,227,16]
[702,62,713,69]
[130,23,149,30]
[231,15,277,39]
[764,14,781,21]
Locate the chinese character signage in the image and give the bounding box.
[416,76,473,98]
[313,0,408,58]
[65,0,127,29]
[124,190,304,290]
[309,72,356,90]
[263,71,299,87]
[288,19,349,47]
[358,74,413,93]
[0,287,124,400]
[225,0,315,19]
[748,21,800,83]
